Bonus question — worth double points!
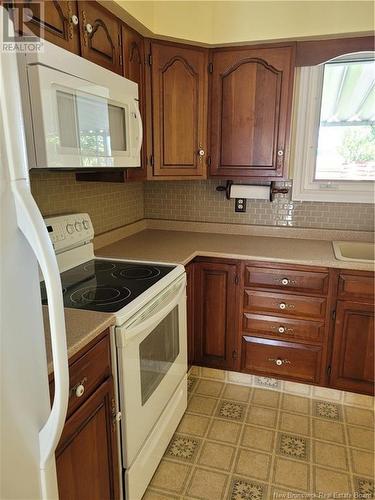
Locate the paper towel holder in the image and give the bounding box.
[216,180,233,200]
[216,180,289,202]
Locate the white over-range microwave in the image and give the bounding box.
[18,40,142,169]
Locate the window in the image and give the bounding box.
[292,52,375,203]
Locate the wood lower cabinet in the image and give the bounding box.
[186,262,195,365]
[13,0,80,53]
[56,377,119,500]
[329,271,375,396]
[78,1,122,74]
[51,330,120,500]
[149,41,208,178]
[209,45,295,178]
[194,260,240,370]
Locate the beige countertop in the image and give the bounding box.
[96,229,374,272]
[43,306,115,375]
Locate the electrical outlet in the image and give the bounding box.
[235,198,246,212]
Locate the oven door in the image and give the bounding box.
[116,275,187,467]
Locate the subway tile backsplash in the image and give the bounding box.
[144,180,374,231]
[30,171,144,235]
[30,173,374,235]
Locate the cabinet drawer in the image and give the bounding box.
[338,273,374,301]
[243,312,324,343]
[244,266,329,295]
[244,290,326,319]
[50,335,112,418]
[241,336,321,383]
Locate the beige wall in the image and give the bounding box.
[115,1,374,44]
[30,172,144,235]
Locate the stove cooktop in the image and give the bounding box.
[41,259,176,313]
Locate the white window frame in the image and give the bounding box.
[292,59,375,204]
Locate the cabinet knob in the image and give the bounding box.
[70,14,79,25]
[279,302,286,310]
[198,148,205,157]
[85,23,93,34]
[268,357,291,366]
[278,326,285,333]
[281,278,289,285]
[75,384,85,398]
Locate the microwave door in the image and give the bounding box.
[26,64,133,169]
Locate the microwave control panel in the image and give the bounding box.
[44,213,94,254]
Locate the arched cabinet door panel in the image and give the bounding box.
[209,45,295,179]
[79,1,122,74]
[150,42,208,177]
[14,0,80,53]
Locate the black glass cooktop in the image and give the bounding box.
[41,259,175,313]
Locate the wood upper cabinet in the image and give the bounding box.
[330,300,374,396]
[78,1,122,74]
[209,45,295,178]
[150,42,208,177]
[14,0,80,53]
[56,377,119,500]
[123,25,147,180]
[194,260,240,370]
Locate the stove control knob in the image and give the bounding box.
[75,221,82,232]
[82,219,90,230]
[66,223,75,234]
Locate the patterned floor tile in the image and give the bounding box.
[254,376,281,390]
[150,459,191,494]
[195,379,224,398]
[313,400,342,421]
[234,448,272,481]
[353,477,375,499]
[187,376,198,393]
[278,411,310,436]
[222,383,251,402]
[186,467,228,499]
[144,371,374,500]
[197,441,236,471]
[216,400,246,421]
[246,405,278,428]
[177,413,210,438]
[312,441,349,471]
[229,477,267,500]
[313,466,352,496]
[277,433,310,461]
[207,418,242,445]
[165,434,201,462]
[187,395,218,416]
[241,425,275,452]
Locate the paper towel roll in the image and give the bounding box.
[229,184,270,200]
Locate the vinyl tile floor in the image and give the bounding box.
[143,375,375,500]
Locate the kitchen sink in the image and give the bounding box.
[333,241,375,263]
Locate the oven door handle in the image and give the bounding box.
[123,277,186,343]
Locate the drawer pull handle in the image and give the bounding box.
[268,357,291,366]
[279,302,295,310]
[75,384,85,398]
[271,325,294,335]
[275,278,296,286]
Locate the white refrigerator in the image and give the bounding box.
[0,8,69,499]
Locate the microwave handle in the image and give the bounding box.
[123,276,186,342]
[132,99,143,156]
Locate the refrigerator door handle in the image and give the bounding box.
[12,180,69,499]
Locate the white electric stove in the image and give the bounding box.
[42,213,188,500]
